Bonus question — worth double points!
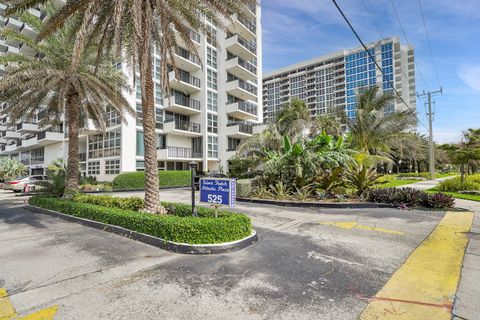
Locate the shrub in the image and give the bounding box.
[397,172,430,179]
[438,175,480,192]
[228,157,259,179]
[73,195,144,211]
[112,171,190,190]
[236,179,259,198]
[367,187,454,209]
[29,196,252,244]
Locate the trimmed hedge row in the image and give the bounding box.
[112,171,191,190]
[29,196,252,244]
[367,187,454,209]
[437,174,480,192]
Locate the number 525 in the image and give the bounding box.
[207,194,223,204]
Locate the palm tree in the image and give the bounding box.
[309,113,343,138]
[6,0,257,213]
[347,86,417,155]
[0,8,132,195]
[276,98,312,138]
[237,123,282,159]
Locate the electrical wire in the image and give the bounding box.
[418,0,442,87]
[331,0,428,130]
[388,0,429,92]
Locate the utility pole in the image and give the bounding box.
[417,88,443,180]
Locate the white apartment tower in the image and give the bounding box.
[263,37,415,122]
[0,3,262,180]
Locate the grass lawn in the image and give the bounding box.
[426,188,480,202]
[435,172,459,178]
[375,179,420,189]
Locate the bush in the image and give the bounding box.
[236,179,259,198]
[438,175,480,192]
[73,194,144,211]
[397,172,430,179]
[112,171,191,190]
[29,196,252,244]
[367,187,454,209]
[228,157,259,179]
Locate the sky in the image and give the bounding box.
[260,0,480,144]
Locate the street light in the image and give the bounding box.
[189,161,197,217]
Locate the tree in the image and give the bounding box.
[276,98,312,138]
[6,0,256,213]
[347,86,417,155]
[0,159,27,180]
[0,7,131,195]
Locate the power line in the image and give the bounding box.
[361,0,385,39]
[418,0,441,87]
[330,0,428,130]
[388,0,429,91]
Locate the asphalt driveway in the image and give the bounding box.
[0,189,445,319]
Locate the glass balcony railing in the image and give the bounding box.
[165,146,202,159]
[173,94,201,110]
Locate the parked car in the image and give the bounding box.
[3,175,49,193]
[194,172,228,190]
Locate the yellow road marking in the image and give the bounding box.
[0,288,17,320]
[320,221,404,236]
[0,288,57,320]
[16,306,57,320]
[360,211,474,320]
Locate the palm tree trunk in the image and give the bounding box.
[138,47,163,213]
[64,89,80,196]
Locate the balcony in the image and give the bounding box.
[37,128,64,145]
[22,135,38,148]
[225,34,256,61]
[5,143,17,153]
[5,17,23,31]
[163,95,201,116]
[241,3,256,20]
[225,56,257,81]
[163,119,202,137]
[226,101,258,121]
[168,70,201,94]
[79,119,102,137]
[226,13,256,41]
[172,48,201,72]
[175,27,201,49]
[4,130,21,140]
[158,146,202,160]
[16,122,39,133]
[226,123,253,139]
[226,79,257,101]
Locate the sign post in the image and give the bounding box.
[199,178,236,208]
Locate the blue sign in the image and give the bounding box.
[199,178,236,207]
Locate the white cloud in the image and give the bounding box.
[457,64,480,91]
[433,129,463,144]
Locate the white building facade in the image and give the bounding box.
[263,37,415,122]
[0,3,262,181]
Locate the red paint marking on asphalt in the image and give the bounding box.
[346,284,453,311]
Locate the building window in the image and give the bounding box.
[207,135,218,158]
[30,147,44,165]
[207,47,217,69]
[155,83,163,106]
[105,106,121,127]
[87,161,100,175]
[207,91,217,112]
[206,25,217,47]
[228,138,241,152]
[88,129,121,158]
[207,113,218,133]
[207,69,217,90]
[105,159,120,175]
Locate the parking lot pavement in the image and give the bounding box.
[0,189,455,319]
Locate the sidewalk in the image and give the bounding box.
[409,179,480,320]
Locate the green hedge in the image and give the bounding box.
[438,174,480,192]
[112,171,191,190]
[29,196,252,244]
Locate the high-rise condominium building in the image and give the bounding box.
[263,37,415,122]
[0,3,262,180]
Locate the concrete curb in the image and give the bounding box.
[14,186,190,197]
[25,205,258,255]
[236,197,395,209]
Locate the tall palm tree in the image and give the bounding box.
[346,86,417,155]
[6,0,257,213]
[0,8,132,194]
[276,98,312,138]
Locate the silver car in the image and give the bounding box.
[3,175,48,192]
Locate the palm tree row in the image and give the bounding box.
[3,0,256,212]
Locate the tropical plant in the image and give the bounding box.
[345,153,380,196]
[346,86,417,155]
[276,98,312,138]
[6,0,256,213]
[0,158,27,180]
[0,6,131,195]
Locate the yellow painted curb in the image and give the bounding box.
[320,221,404,236]
[360,211,474,320]
[0,288,57,320]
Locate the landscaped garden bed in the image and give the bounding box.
[28,195,255,252]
